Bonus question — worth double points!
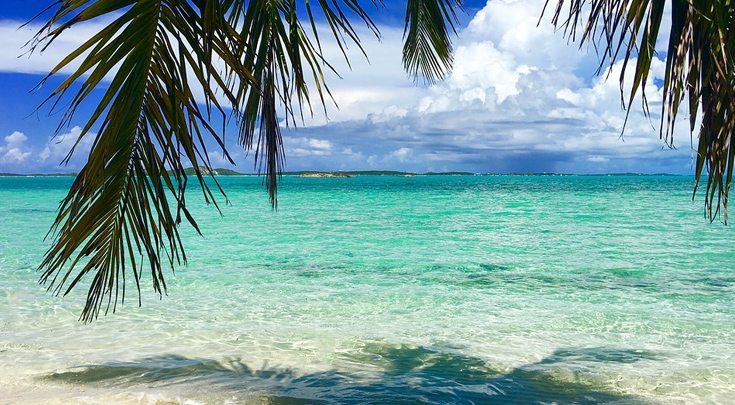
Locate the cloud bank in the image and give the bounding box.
[0,0,694,174]
[274,0,693,174]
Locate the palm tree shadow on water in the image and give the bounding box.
[42,344,656,404]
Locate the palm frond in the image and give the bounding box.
[544,0,735,221]
[35,0,247,322]
[32,0,460,321]
[403,0,461,84]
[229,0,382,207]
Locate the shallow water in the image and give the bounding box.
[0,175,733,404]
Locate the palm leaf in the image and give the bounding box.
[34,0,247,322]
[230,0,381,207]
[33,0,461,320]
[403,0,461,84]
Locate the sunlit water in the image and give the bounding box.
[1,175,733,404]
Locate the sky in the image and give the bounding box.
[0,0,695,174]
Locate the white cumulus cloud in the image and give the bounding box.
[1,130,31,165]
[0,126,94,173]
[4,131,27,145]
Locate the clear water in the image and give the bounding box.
[0,176,733,404]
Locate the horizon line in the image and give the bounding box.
[0,169,692,177]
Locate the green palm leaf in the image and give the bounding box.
[34,0,247,322]
[403,0,460,84]
[32,0,461,321]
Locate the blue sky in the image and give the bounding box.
[0,0,694,174]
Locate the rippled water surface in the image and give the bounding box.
[1,175,734,404]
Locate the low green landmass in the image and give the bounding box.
[0,169,684,178]
[343,171,416,176]
[282,170,413,176]
[293,171,352,178]
[499,172,574,176]
[423,171,476,176]
[178,167,247,176]
[592,172,680,177]
[0,172,77,177]
[286,170,476,177]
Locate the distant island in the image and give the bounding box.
[179,167,246,176]
[176,169,478,177]
[288,170,476,177]
[0,169,685,177]
[296,172,352,178]
[0,172,76,177]
[1,169,467,177]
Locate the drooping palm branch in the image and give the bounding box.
[31,0,460,321]
[543,0,735,221]
[403,0,460,83]
[32,0,246,322]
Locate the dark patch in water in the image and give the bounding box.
[427,262,510,274]
[8,208,55,214]
[292,264,355,279]
[693,275,735,289]
[478,263,511,272]
[460,274,497,287]
[43,345,651,404]
[424,263,515,289]
[608,268,648,278]
[297,270,324,279]
[436,272,572,290]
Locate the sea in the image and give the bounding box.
[0,175,733,404]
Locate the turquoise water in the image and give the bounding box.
[0,175,733,404]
